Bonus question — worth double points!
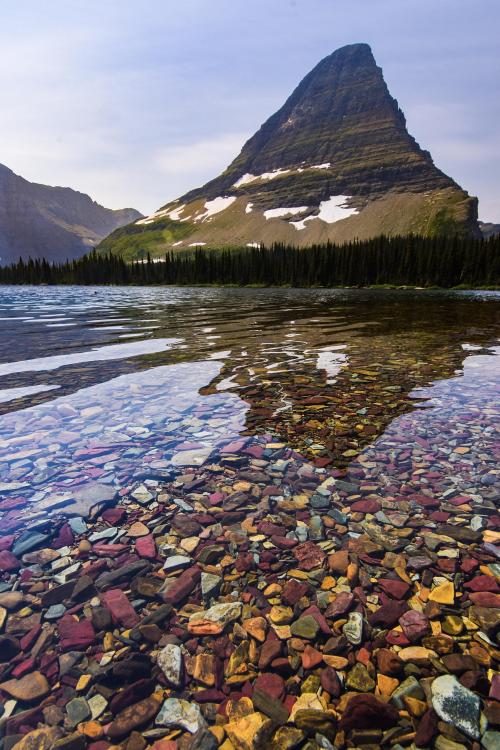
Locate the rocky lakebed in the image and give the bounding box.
[0,286,498,750]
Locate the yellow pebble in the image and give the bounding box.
[269,606,293,625]
[76,674,92,691]
[209,725,225,744]
[377,674,399,698]
[288,569,309,580]
[321,576,336,590]
[428,581,454,604]
[17,607,33,617]
[404,696,427,717]
[263,583,281,597]
[430,620,442,635]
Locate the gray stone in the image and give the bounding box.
[156,697,204,733]
[390,676,425,709]
[12,532,50,557]
[171,447,212,467]
[88,693,108,719]
[157,643,182,688]
[45,604,66,621]
[89,526,118,542]
[343,611,363,645]
[70,482,117,517]
[188,602,242,633]
[163,555,191,572]
[334,480,359,494]
[66,697,91,728]
[310,494,330,509]
[68,517,87,535]
[328,509,347,525]
[308,517,324,540]
[431,674,481,740]
[481,731,500,750]
[201,572,221,599]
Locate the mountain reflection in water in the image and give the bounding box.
[0,286,497,521]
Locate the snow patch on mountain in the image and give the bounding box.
[135,203,187,225]
[195,196,237,222]
[318,195,358,222]
[233,173,258,188]
[233,168,291,188]
[167,204,186,221]
[264,206,308,220]
[260,168,290,181]
[290,195,358,229]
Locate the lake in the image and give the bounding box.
[0,285,499,747]
[0,286,498,521]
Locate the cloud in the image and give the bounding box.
[155,133,248,176]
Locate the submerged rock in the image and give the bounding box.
[431,674,481,739]
[157,643,183,688]
[156,698,204,734]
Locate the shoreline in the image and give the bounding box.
[0,283,498,290]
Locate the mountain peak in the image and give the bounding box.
[182,41,456,206]
[315,41,375,63]
[101,43,479,257]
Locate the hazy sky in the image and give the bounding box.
[1,0,499,220]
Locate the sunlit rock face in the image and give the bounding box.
[100,43,479,258]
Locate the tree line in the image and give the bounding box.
[0,234,498,287]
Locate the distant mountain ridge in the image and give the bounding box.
[99,43,479,259]
[0,163,142,263]
[479,221,500,238]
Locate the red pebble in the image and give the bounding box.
[100,589,139,628]
[386,630,410,646]
[254,673,285,700]
[464,575,499,593]
[351,499,381,513]
[58,616,95,651]
[101,507,126,524]
[356,647,372,666]
[12,657,36,678]
[378,578,410,600]
[461,558,479,573]
[468,592,500,607]
[0,549,21,572]
[20,626,41,651]
[0,535,15,551]
[302,645,323,669]
[135,534,157,559]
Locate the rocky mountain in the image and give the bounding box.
[100,43,479,258]
[0,163,142,264]
[479,221,500,238]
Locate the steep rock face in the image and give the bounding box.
[184,43,458,206]
[0,164,142,263]
[100,43,479,258]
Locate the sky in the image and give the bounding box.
[0,0,499,220]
